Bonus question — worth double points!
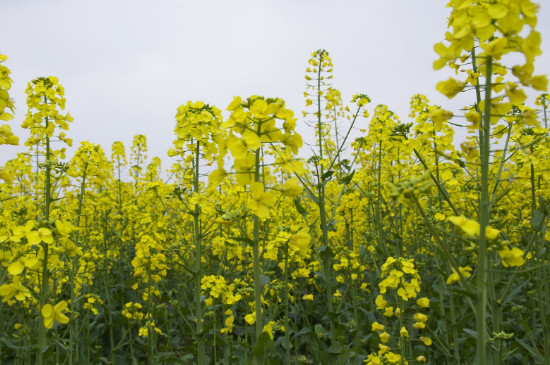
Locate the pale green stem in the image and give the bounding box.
[69,162,88,365]
[37,112,51,365]
[253,124,264,348]
[193,140,206,365]
[476,55,493,365]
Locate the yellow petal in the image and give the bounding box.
[26,231,41,245]
[241,130,261,151]
[8,261,24,275]
[56,312,70,325]
[42,304,53,319]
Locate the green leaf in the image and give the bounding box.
[155,356,193,364]
[532,209,543,229]
[260,274,271,286]
[0,337,30,351]
[338,170,355,185]
[293,327,312,337]
[253,331,274,360]
[463,328,477,339]
[322,170,334,181]
[501,280,529,305]
[314,324,329,339]
[515,338,543,363]
[305,190,320,204]
[294,197,308,216]
[328,341,343,354]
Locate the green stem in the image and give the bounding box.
[253,138,263,347]
[37,113,51,365]
[193,140,206,365]
[283,241,291,365]
[476,55,493,365]
[69,163,88,365]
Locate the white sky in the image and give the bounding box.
[2,0,549,167]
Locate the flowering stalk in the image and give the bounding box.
[21,77,73,365]
[476,54,493,365]
[36,111,51,365]
[193,139,206,365]
[69,162,86,365]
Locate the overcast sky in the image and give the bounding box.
[2,0,549,167]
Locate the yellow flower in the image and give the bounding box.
[529,75,548,91]
[227,96,242,111]
[302,294,314,301]
[447,215,479,237]
[0,277,31,302]
[282,177,303,197]
[419,336,432,346]
[221,313,235,334]
[244,312,256,325]
[248,182,274,219]
[480,37,508,58]
[448,215,501,240]
[384,352,401,363]
[27,227,54,245]
[262,321,275,339]
[379,331,390,343]
[436,78,466,99]
[42,301,70,329]
[486,226,500,240]
[227,133,250,159]
[400,327,409,338]
[429,108,453,123]
[208,168,227,187]
[375,294,387,310]
[499,247,526,267]
[414,313,428,323]
[378,344,390,355]
[383,307,394,317]
[416,297,430,308]
[289,228,310,258]
[446,266,472,285]
[372,322,385,332]
[365,353,382,365]
[250,98,269,118]
[506,82,528,105]
[55,220,75,236]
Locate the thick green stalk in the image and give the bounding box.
[253,145,263,345]
[376,142,388,256]
[315,55,336,346]
[193,140,206,365]
[398,295,406,365]
[69,164,88,365]
[283,241,291,365]
[37,114,51,365]
[448,290,461,363]
[476,55,493,365]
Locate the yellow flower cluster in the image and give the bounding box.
[367,257,431,363]
[0,54,18,146]
[379,257,421,301]
[21,76,73,158]
[224,96,303,186]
